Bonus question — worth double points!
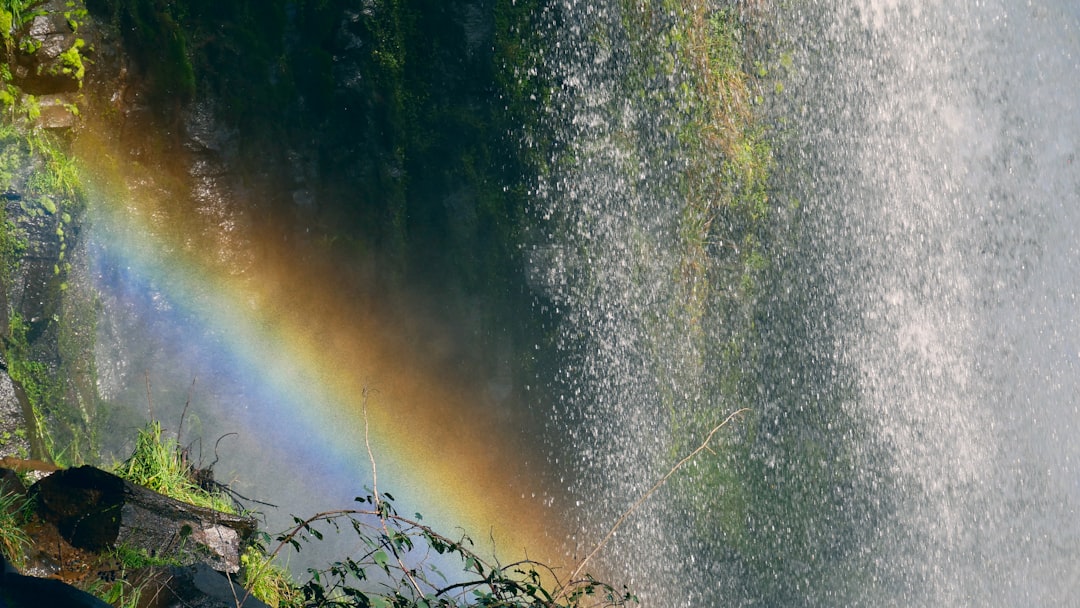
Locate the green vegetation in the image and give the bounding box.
[56,38,86,84]
[112,420,236,514]
[6,311,63,459]
[0,0,94,461]
[102,419,633,607]
[0,488,32,566]
[240,544,304,608]
[89,577,144,608]
[0,0,36,32]
[86,545,181,608]
[2,0,89,95]
[243,492,635,608]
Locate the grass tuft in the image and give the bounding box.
[112,421,236,514]
[0,489,31,566]
[240,544,303,608]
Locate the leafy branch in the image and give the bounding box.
[240,400,748,607]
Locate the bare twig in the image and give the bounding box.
[362,387,379,504]
[362,388,425,598]
[558,407,750,594]
[210,432,237,471]
[177,376,197,443]
[144,371,153,421]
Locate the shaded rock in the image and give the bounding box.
[5,193,72,369]
[12,1,83,94]
[136,563,271,608]
[35,94,79,129]
[1,552,112,608]
[31,466,257,573]
[0,467,25,499]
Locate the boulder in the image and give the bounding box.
[30,466,257,573]
[12,4,83,94]
[158,563,272,608]
[1,552,112,608]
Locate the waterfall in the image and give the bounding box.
[66,0,1080,605]
[533,0,1080,605]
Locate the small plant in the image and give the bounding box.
[112,420,236,514]
[240,544,304,608]
[89,579,143,608]
[0,489,32,566]
[56,38,86,84]
[248,492,636,608]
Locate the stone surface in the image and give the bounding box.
[12,0,82,94]
[0,552,112,608]
[160,563,271,608]
[0,372,30,460]
[35,94,79,129]
[31,466,257,573]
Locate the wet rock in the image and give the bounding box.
[156,563,271,608]
[4,194,68,367]
[0,372,30,460]
[0,553,112,608]
[12,0,83,94]
[31,466,257,573]
[34,94,79,129]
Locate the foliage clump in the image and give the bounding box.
[106,419,634,608]
[242,491,636,608]
[0,488,32,566]
[112,420,236,514]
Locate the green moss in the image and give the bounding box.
[56,38,86,84]
[0,116,93,464]
[0,10,12,42]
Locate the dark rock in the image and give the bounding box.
[31,466,257,573]
[35,94,79,129]
[1,552,112,608]
[156,563,271,608]
[0,467,25,498]
[11,0,82,94]
[5,193,70,368]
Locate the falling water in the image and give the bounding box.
[532,0,1080,606]
[64,0,1080,605]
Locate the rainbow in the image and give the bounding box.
[72,125,573,572]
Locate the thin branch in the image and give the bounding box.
[144,371,153,421]
[559,407,750,592]
[210,432,237,471]
[362,387,425,598]
[177,376,197,443]
[362,387,379,505]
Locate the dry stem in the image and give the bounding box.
[558,407,750,596]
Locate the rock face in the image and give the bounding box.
[11,0,83,95]
[0,370,31,460]
[2,463,271,607]
[31,466,257,573]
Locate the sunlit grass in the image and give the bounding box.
[0,488,31,566]
[112,420,236,514]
